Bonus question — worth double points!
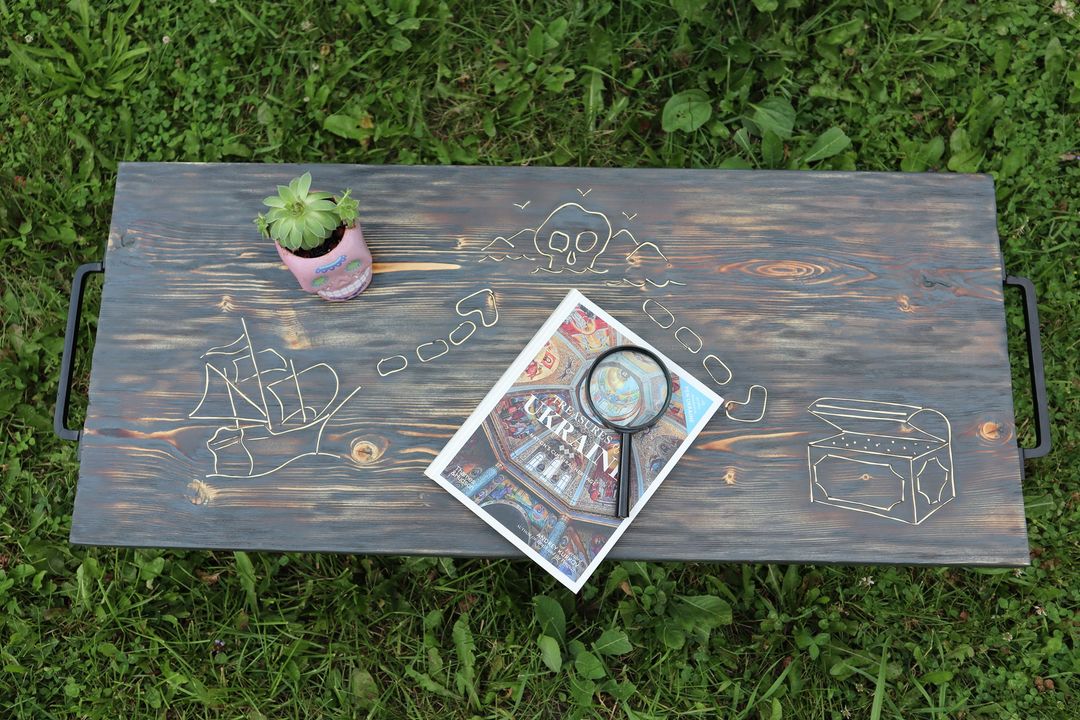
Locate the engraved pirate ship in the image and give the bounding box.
[189,318,361,478]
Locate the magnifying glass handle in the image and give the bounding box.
[616,431,632,519]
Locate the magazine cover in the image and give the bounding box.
[425,289,724,592]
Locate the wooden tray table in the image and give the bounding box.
[55,163,1051,566]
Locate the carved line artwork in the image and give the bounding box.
[674,326,703,354]
[377,355,408,377]
[456,288,500,327]
[724,385,768,423]
[189,318,362,478]
[475,189,767,422]
[641,301,764,420]
[702,354,733,386]
[479,228,536,263]
[642,298,676,328]
[807,397,956,525]
[607,278,688,289]
[605,242,686,289]
[417,339,450,363]
[478,191,682,288]
[449,320,476,346]
[532,202,611,275]
[377,288,499,377]
[629,242,669,263]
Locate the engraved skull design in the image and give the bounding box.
[532,202,612,274]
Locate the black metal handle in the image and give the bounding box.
[54,262,104,442]
[1004,275,1051,461]
[616,431,632,519]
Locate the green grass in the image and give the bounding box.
[1,0,1078,717]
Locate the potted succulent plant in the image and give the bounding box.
[255,172,373,301]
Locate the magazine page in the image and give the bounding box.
[425,289,724,592]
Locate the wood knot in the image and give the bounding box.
[896,294,916,313]
[351,439,385,465]
[218,295,236,313]
[723,467,737,485]
[187,480,216,506]
[921,274,950,289]
[977,420,1012,445]
[284,330,312,350]
[746,259,826,281]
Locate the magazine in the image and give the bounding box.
[425,289,724,592]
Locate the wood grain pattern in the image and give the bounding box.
[70,163,1029,566]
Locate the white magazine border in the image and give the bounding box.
[425,289,724,593]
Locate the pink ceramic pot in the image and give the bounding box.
[275,224,373,301]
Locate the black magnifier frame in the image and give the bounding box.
[584,344,674,519]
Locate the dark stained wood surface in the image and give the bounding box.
[70,162,1029,566]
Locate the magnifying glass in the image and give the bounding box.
[585,345,673,519]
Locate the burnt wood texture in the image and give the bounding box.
[70,163,1029,566]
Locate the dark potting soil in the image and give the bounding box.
[289,225,345,259]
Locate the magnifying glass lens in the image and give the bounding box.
[588,349,670,430]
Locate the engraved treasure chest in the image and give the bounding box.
[807,398,955,525]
